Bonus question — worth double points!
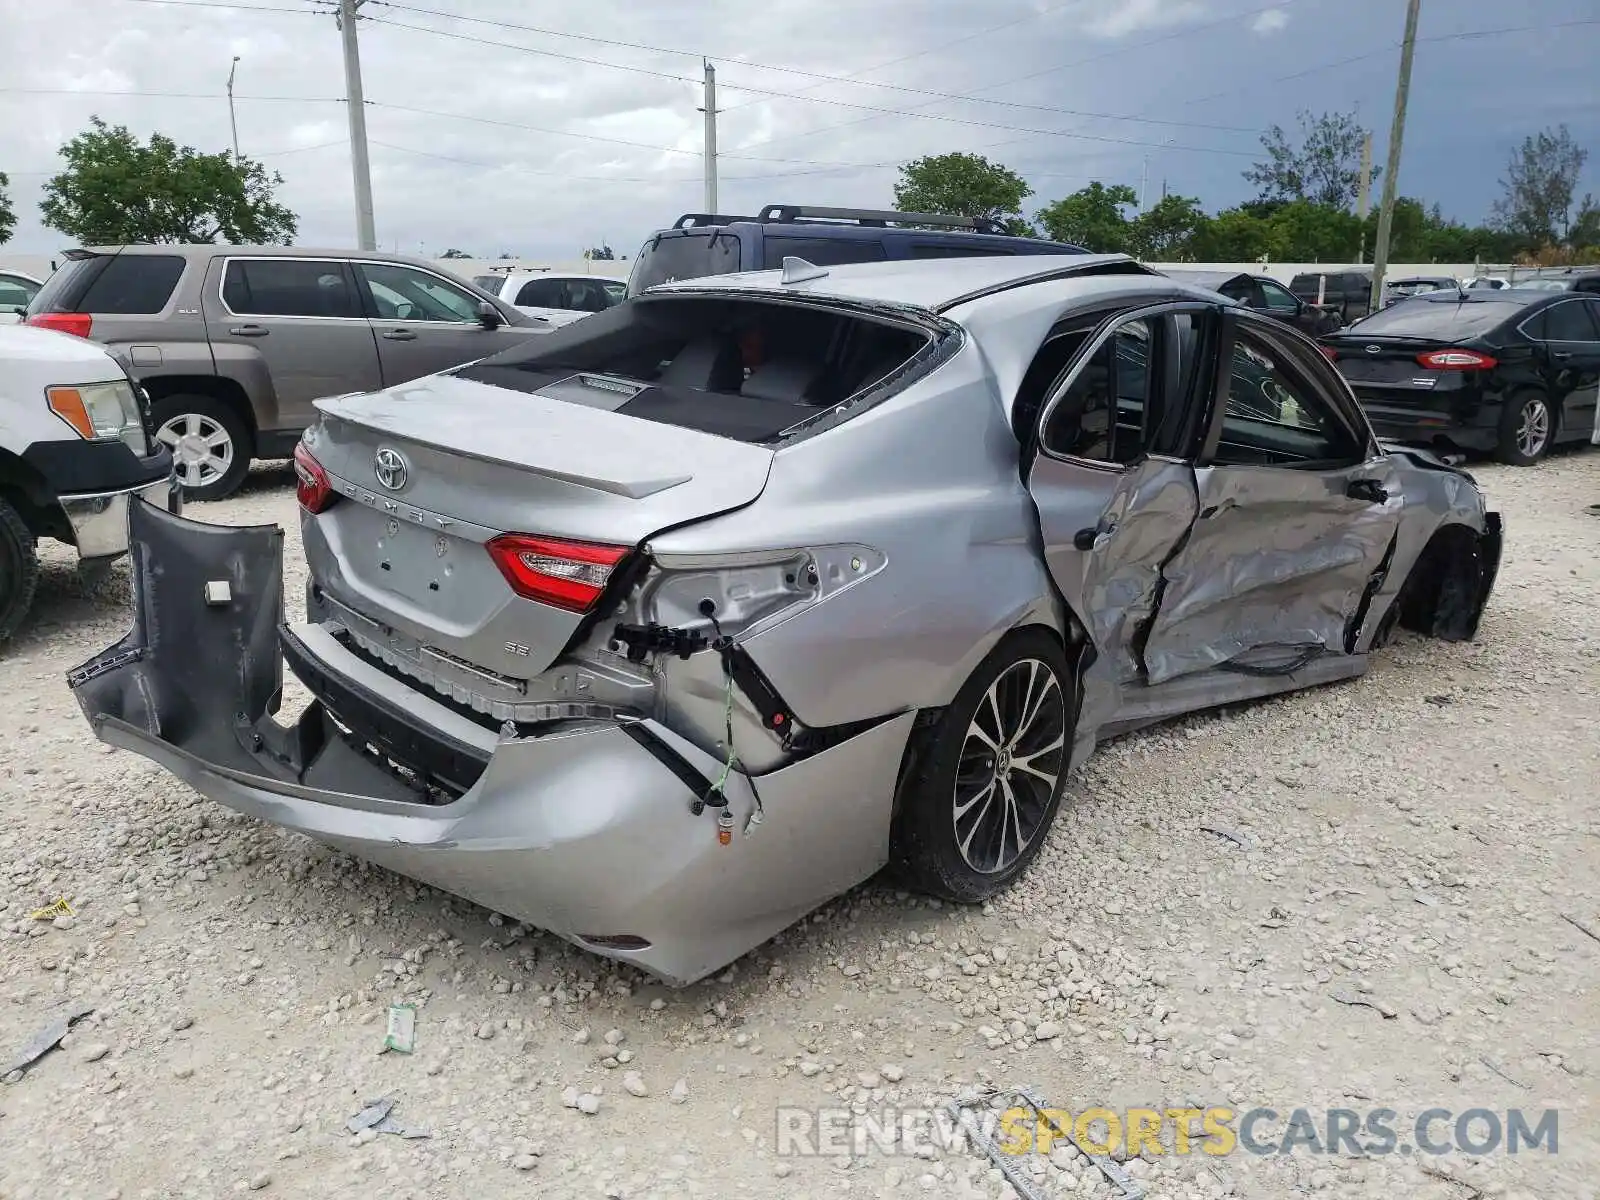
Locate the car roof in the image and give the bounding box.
[647,253,1156,312]
[73,244,450,272]
[1159,269,1254,291]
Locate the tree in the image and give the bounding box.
[439,247,472,258]
[1128,194,1207,259]
[0,171,14,245]
[1243,109,1375,210]
[1190,207,1289,262]
[40,117,297,244]
[584,244,616,261]
[893,153,1031,227]
[1036,183,1135,252]
[1491,125,1589,249]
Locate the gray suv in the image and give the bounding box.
[25,246,552,499]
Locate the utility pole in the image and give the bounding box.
[1369,0,1421,313]
[338,0,377,250]
[1139,155,1149,213]
[1356,131,1372,263]
[226,55,241,158]
[699,60,718,215]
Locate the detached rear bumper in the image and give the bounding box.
[68,501,911,986]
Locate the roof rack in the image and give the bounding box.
[674,213,761,229]
[757,204,1007,235]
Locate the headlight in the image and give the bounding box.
[46,381,148,453]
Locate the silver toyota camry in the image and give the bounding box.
[70,255,1502,986]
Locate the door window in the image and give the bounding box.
[0,277,36,312]
[223,259,359,318]
[1214,329,1362,466]
[1040,319,1154,465]
[1259,279,1301,313]
[514,278,564,308]
[1541,299,1600,341]
[759,237,888,269]
[360,262,480,322]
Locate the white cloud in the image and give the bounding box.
[1081,0,1207,41]
[1250,8,1290,36]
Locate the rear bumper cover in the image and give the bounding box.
[1355,398,1497,453]
[68,501,912,986]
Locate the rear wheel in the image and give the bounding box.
[891,629,1074,904]
[0,497,40,645]
[1496,391,1553,466]
[152,394,252,500]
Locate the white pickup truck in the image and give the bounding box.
[0,324,178,642]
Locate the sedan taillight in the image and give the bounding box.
[1417,348,1497,370]
[294,442,336,514]
[486,533,630,613]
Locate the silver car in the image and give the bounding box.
[69,255,1503,986]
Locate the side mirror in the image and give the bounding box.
[476,300,504,329]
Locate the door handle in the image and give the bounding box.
[228,324,268,337]
[1552,350,1573,361]
[382,329,418,341]
[1073,523,1116,551]
[1345,478,1389,504]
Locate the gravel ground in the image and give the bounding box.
[1,454,1597,1200]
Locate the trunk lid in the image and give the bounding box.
[1325,335,1448,388]
[304,373,774,678]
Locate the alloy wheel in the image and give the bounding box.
[1516,397,1551,459]
[156,412,235,490]
[952,658,1067,875]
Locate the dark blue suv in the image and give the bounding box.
[625,205,1087,296]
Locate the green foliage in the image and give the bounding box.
[439,247,472,258]
[894,153,1032,226]
[1127,194,1208,259]
[0,172,14,245]
[584,244,617,260]
[1036,183,1136,252]
[1243,109,1376,210]
[40,117,297,245]
[1491,125,1591,250]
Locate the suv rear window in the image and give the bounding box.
[1347,297,1524,338]
[454,295,932,444]
[627,232,743,295]
[32,254,185,315]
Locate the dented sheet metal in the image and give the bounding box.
[1139,459,1403,685]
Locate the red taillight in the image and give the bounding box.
[1417,348,1497,370]
[486,533,629,613]
[26,312,93,339]
[293,442,335,514]
[1319,345,1339,361]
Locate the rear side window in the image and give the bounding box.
[515,278,563,307]
[454,295,932,444]
[223,259,359,318]
[1539,300,1600,341]
[471,275,504,293]
[1351,298,1522,338]
[44,255,186,314]
[760,237,887,270]
[628,232,743,294]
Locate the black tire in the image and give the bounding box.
[150,394,253,501]
[1495,391,1554,466]
[890,628,1075,904]
[0,497,41,645]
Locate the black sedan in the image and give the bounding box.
[1161,270,1343,336]
[1322,288,1600,465]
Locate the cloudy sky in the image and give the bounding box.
[3,0,1597,259]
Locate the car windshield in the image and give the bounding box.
[1389,280,1447,296]
[1346,296,1525,338]
[454,294,931,444]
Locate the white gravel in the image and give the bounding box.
[1,455,1597,1199]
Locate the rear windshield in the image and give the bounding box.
[627,232,743,295]
[454,295,932,444]
[45,254,186,314]
[759,236,887,270]
[1346,297,1524,338]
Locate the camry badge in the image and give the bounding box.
[374,447,409,491]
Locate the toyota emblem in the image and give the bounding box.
[1364,344,1382,354]
[373,447,409,491]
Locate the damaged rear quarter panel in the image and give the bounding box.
[643,340,1064,731]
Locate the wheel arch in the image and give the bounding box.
[1391,518,1501,642]
[141,376,260,444]
[0,446,66,540]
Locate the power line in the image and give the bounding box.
[96,0,330,13]
[368,138,886,183]
[361,6,1259,137]
[0,86,343,102]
